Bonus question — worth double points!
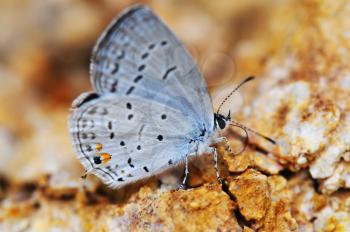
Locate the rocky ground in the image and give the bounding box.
[1,0,350,231]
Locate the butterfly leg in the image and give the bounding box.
[81,170,88,179]
[213,147,223,185]
[178,155,189,190]
[214,136,232,153]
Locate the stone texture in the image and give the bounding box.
[229,169,270,221]
[1,0,350,231]
[229,170,298,231]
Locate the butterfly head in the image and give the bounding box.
[214,111,231,131]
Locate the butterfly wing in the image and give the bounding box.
[69,93,196,188]
[90,5,213,131]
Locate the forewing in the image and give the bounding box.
[69,93,194,188]
[90,5,213,130]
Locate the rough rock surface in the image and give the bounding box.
[1,0,350,231]
[228,169,298,231]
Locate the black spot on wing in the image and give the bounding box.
[138,125,145,139]
[128,158,135,168]
[107,121,112,130]
[81,132,96,140]
[138,64,146,72]
[86,145,93,152]
[111,63,119,74]
[162,66,177,80]
[126,86,135,95]
[141,52,149,59]
[110,81,118,92]
[74,93,100,108]
[134,75,143,83]
[157,135,163,141]
[93,156,102,164]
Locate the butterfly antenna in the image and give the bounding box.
[230,120,276,145]
[229,123,249,155]
[217,76,255,115]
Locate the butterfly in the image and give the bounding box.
[68,5,275,189]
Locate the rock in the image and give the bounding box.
[228,169,270,221]
[228,169,298,231]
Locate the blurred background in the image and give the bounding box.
[2,0,350,231]
[0,0,287,186]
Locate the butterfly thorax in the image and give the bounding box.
[188,113,230,156]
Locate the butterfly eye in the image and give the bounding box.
[217,117,226,130]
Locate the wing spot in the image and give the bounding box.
[107,121,112,130]
[86,145,93,152]
[134,75,143,83]
[90,133,96,140]
[100,153,111,164]
[138,64,146,72]
[93,156,102,164]
[148,44,155,50]
[141,52,149,59]
[76,93,100,108]
[162,66,177,80]
[157,135,163,141]
[110,81,118,92]
[138,125,145,137]
[126,102,132,109]
[118,178,124,182]
[96,143,103,151]
[111,63,119,74]
[81,119,87,128]
[143,166,149,172]
[81,133,87,139]
[120,141,125,146]
[161,40,167,46]
[161,114,167,120]
[127,174,133,178]
[128,114,133,120]
[168,159,173,165]
[128,158,135,168]
[126,86,135,95]
[110,132,115,139]
[137,145,141,150]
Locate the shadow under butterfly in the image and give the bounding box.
[69,5,276,189]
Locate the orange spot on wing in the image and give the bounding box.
[96,143,103,151]
[99,153,111,164]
